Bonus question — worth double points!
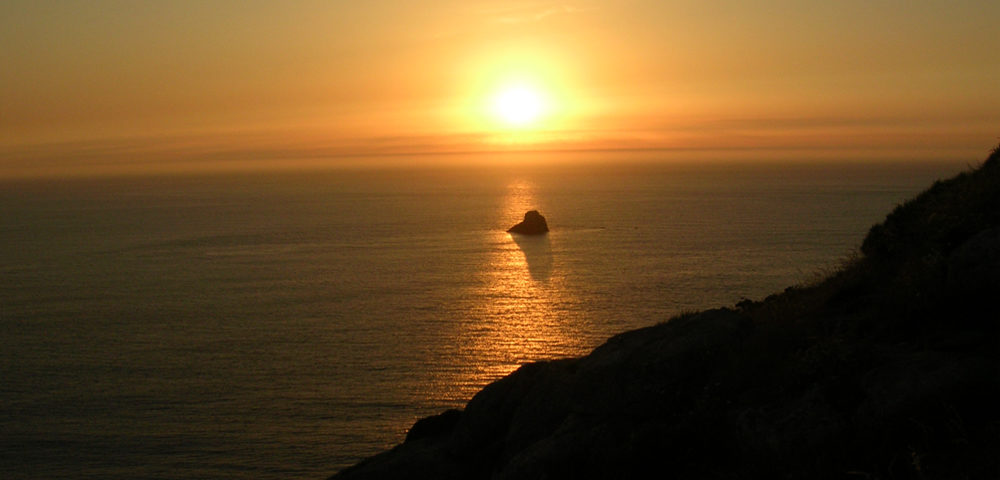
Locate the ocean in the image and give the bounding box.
[0,158,965,478]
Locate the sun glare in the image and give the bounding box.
[491,84,547,128]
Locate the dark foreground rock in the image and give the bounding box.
[331,146,1000,480]
[507,210,549,235]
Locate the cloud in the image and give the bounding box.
[480,3,590,25]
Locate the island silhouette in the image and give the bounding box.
[507,210,549,235]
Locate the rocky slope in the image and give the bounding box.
[331,146,1000,480]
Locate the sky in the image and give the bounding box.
[2,0,998,176]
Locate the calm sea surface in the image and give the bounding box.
[0,158,965,478]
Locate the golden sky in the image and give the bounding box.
[2,1,998,176]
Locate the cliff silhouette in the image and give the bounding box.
[331,145,1000,480]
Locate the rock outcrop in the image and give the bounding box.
[507,210,549,235]
[331,145,1000,480]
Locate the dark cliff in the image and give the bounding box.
[331,146,1000,480]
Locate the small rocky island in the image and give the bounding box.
[507,210,549,235]
[331,146,1000,480]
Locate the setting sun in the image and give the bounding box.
[492,85,547,127]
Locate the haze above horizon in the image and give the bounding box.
[2,1,998,177]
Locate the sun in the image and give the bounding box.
[491,84,548,128]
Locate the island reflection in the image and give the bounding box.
[511,232,553,282]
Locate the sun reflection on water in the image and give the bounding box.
[433,179,591,404]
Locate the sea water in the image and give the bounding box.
[0,158,965,478]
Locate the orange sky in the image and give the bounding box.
[2,1,998,177]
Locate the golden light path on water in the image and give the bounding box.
[429,179,592,404]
